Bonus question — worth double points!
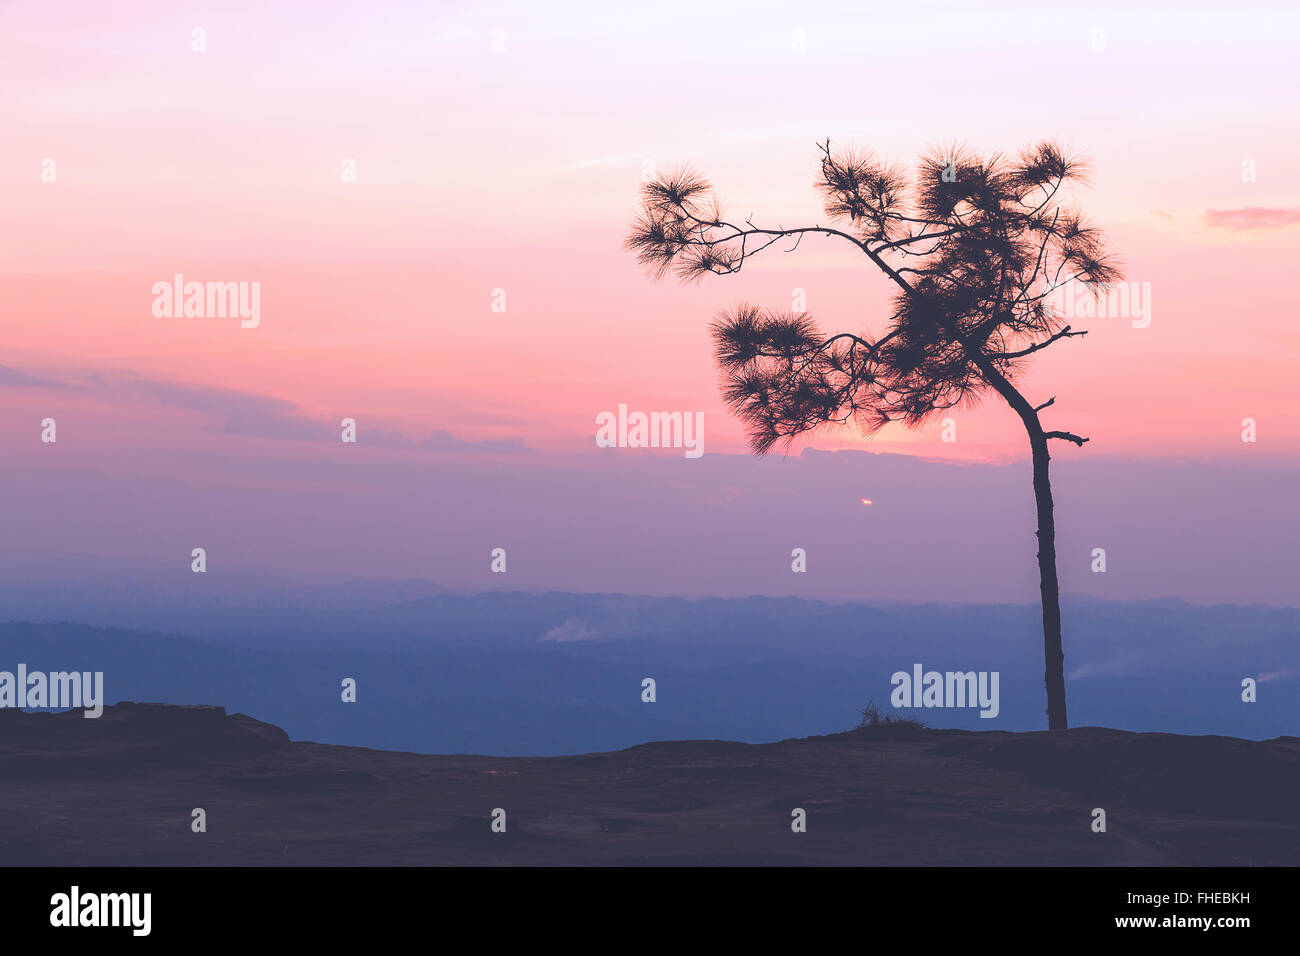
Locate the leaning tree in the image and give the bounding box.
[627,141,1120,730]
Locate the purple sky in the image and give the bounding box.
[3,440,1295,608]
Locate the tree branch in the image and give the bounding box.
[1045,430,1089,446]
[993,326,1086,360]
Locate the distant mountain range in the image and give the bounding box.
[1,592,1295,754]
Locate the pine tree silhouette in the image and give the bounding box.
[627,140,1122,729]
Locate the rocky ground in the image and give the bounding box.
[2,703,1297,866]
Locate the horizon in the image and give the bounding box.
[6,581,1300,616]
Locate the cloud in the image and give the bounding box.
[419,430,532,454]
[350,427,533,453]
[0,365,532,451]
[1203,207,1300,230]
[541,617,599,642]
[115,378,331,441]
[1257,669,1294,684]
[0,365,78,390]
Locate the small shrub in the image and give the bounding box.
[857,699,927,731]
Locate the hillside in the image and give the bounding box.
[2,703,1298,866]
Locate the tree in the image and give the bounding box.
[626,141,1121,730]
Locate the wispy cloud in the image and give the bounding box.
[1257,669,1294,684]
[419,430,531,454]
[1203,207,1300,230]
[115,377,331,441]
[0,365,532,452]
[0,364,78,390]
[541,617,599,642]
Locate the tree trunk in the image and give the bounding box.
[970,355,1071,730]
[1028,428,1069,730]
[917,331,1073,730]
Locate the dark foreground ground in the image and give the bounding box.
[2,703,1298,866]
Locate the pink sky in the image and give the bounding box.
[2,1,1298,602]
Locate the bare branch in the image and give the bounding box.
[1044,430,1089,446]
[993,327,1086,360]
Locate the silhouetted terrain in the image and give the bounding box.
[3,703,1297,866]
[1,594,1296,755]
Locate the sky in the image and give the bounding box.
[2,0,1298,606]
